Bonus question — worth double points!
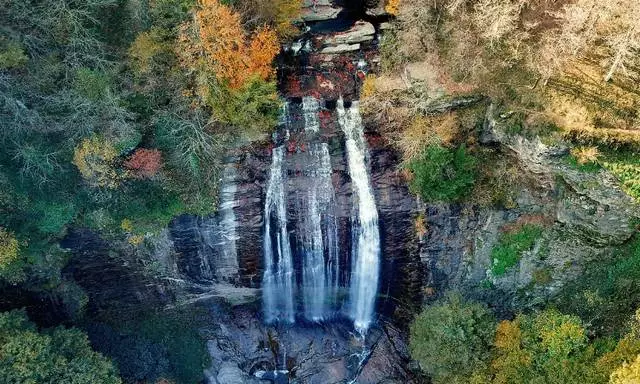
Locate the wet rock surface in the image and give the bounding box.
[202,302,414,384]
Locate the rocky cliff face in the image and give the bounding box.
[419,105,640,314]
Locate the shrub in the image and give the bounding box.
[0,310,121,384]
[407,144,477,202]
[409,293,496,383]
[490,224,543,276]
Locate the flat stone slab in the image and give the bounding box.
[301,5,342,21]
[323,20,375,45]
[379,22,394,30]
[320,43,361,54]
[303,0,332,6]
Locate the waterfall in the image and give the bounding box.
[262,97,379,331]
[336,98,381,333]
[210,163,240,281]
[299,143,339,321]
[302,96,320,133]
[263,146,295,323]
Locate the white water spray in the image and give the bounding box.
[263,146,295,323]
[337,98,381,333]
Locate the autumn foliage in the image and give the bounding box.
[179,0,280,90]
[0,227,23,283]
[385,0,400,15]
[124,148,162,178]
[73,136,122,189]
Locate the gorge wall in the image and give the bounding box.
[51,1,640,383]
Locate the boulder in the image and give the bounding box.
[301,3,342,22]
[323,21,376,46]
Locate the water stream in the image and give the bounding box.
[337,98,381,333]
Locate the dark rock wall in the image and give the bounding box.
[61,229,173,315]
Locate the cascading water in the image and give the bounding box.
[262,97,380,332]
[263,146,295,323]
[210,164,240,281]
[302,96,320,133]
[298,143,340,321]
[337,98,380,333]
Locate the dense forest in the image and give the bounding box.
[0,0,297,382]
[1,0,639,383]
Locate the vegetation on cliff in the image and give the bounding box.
[378,0,640,382]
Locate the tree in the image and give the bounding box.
[0,310,121,384]
[409,293,496,383]
[177,0,279,91]
[124,148,163,178]
[487,309,594,384]
[73,135,125,188]
[0,227,25,283]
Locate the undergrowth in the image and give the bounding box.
[491,224,544,276]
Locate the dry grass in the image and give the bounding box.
[360,74,378,100]
[570,146,600,164]
[546,85,640,148]
[395,113,461,161]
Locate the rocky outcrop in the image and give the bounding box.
[301,0,341,22]
[320,43,361,54]
[61,229,173,315]
[323,21,375,46]
[419,104,640,313]
[482,104,639,245]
